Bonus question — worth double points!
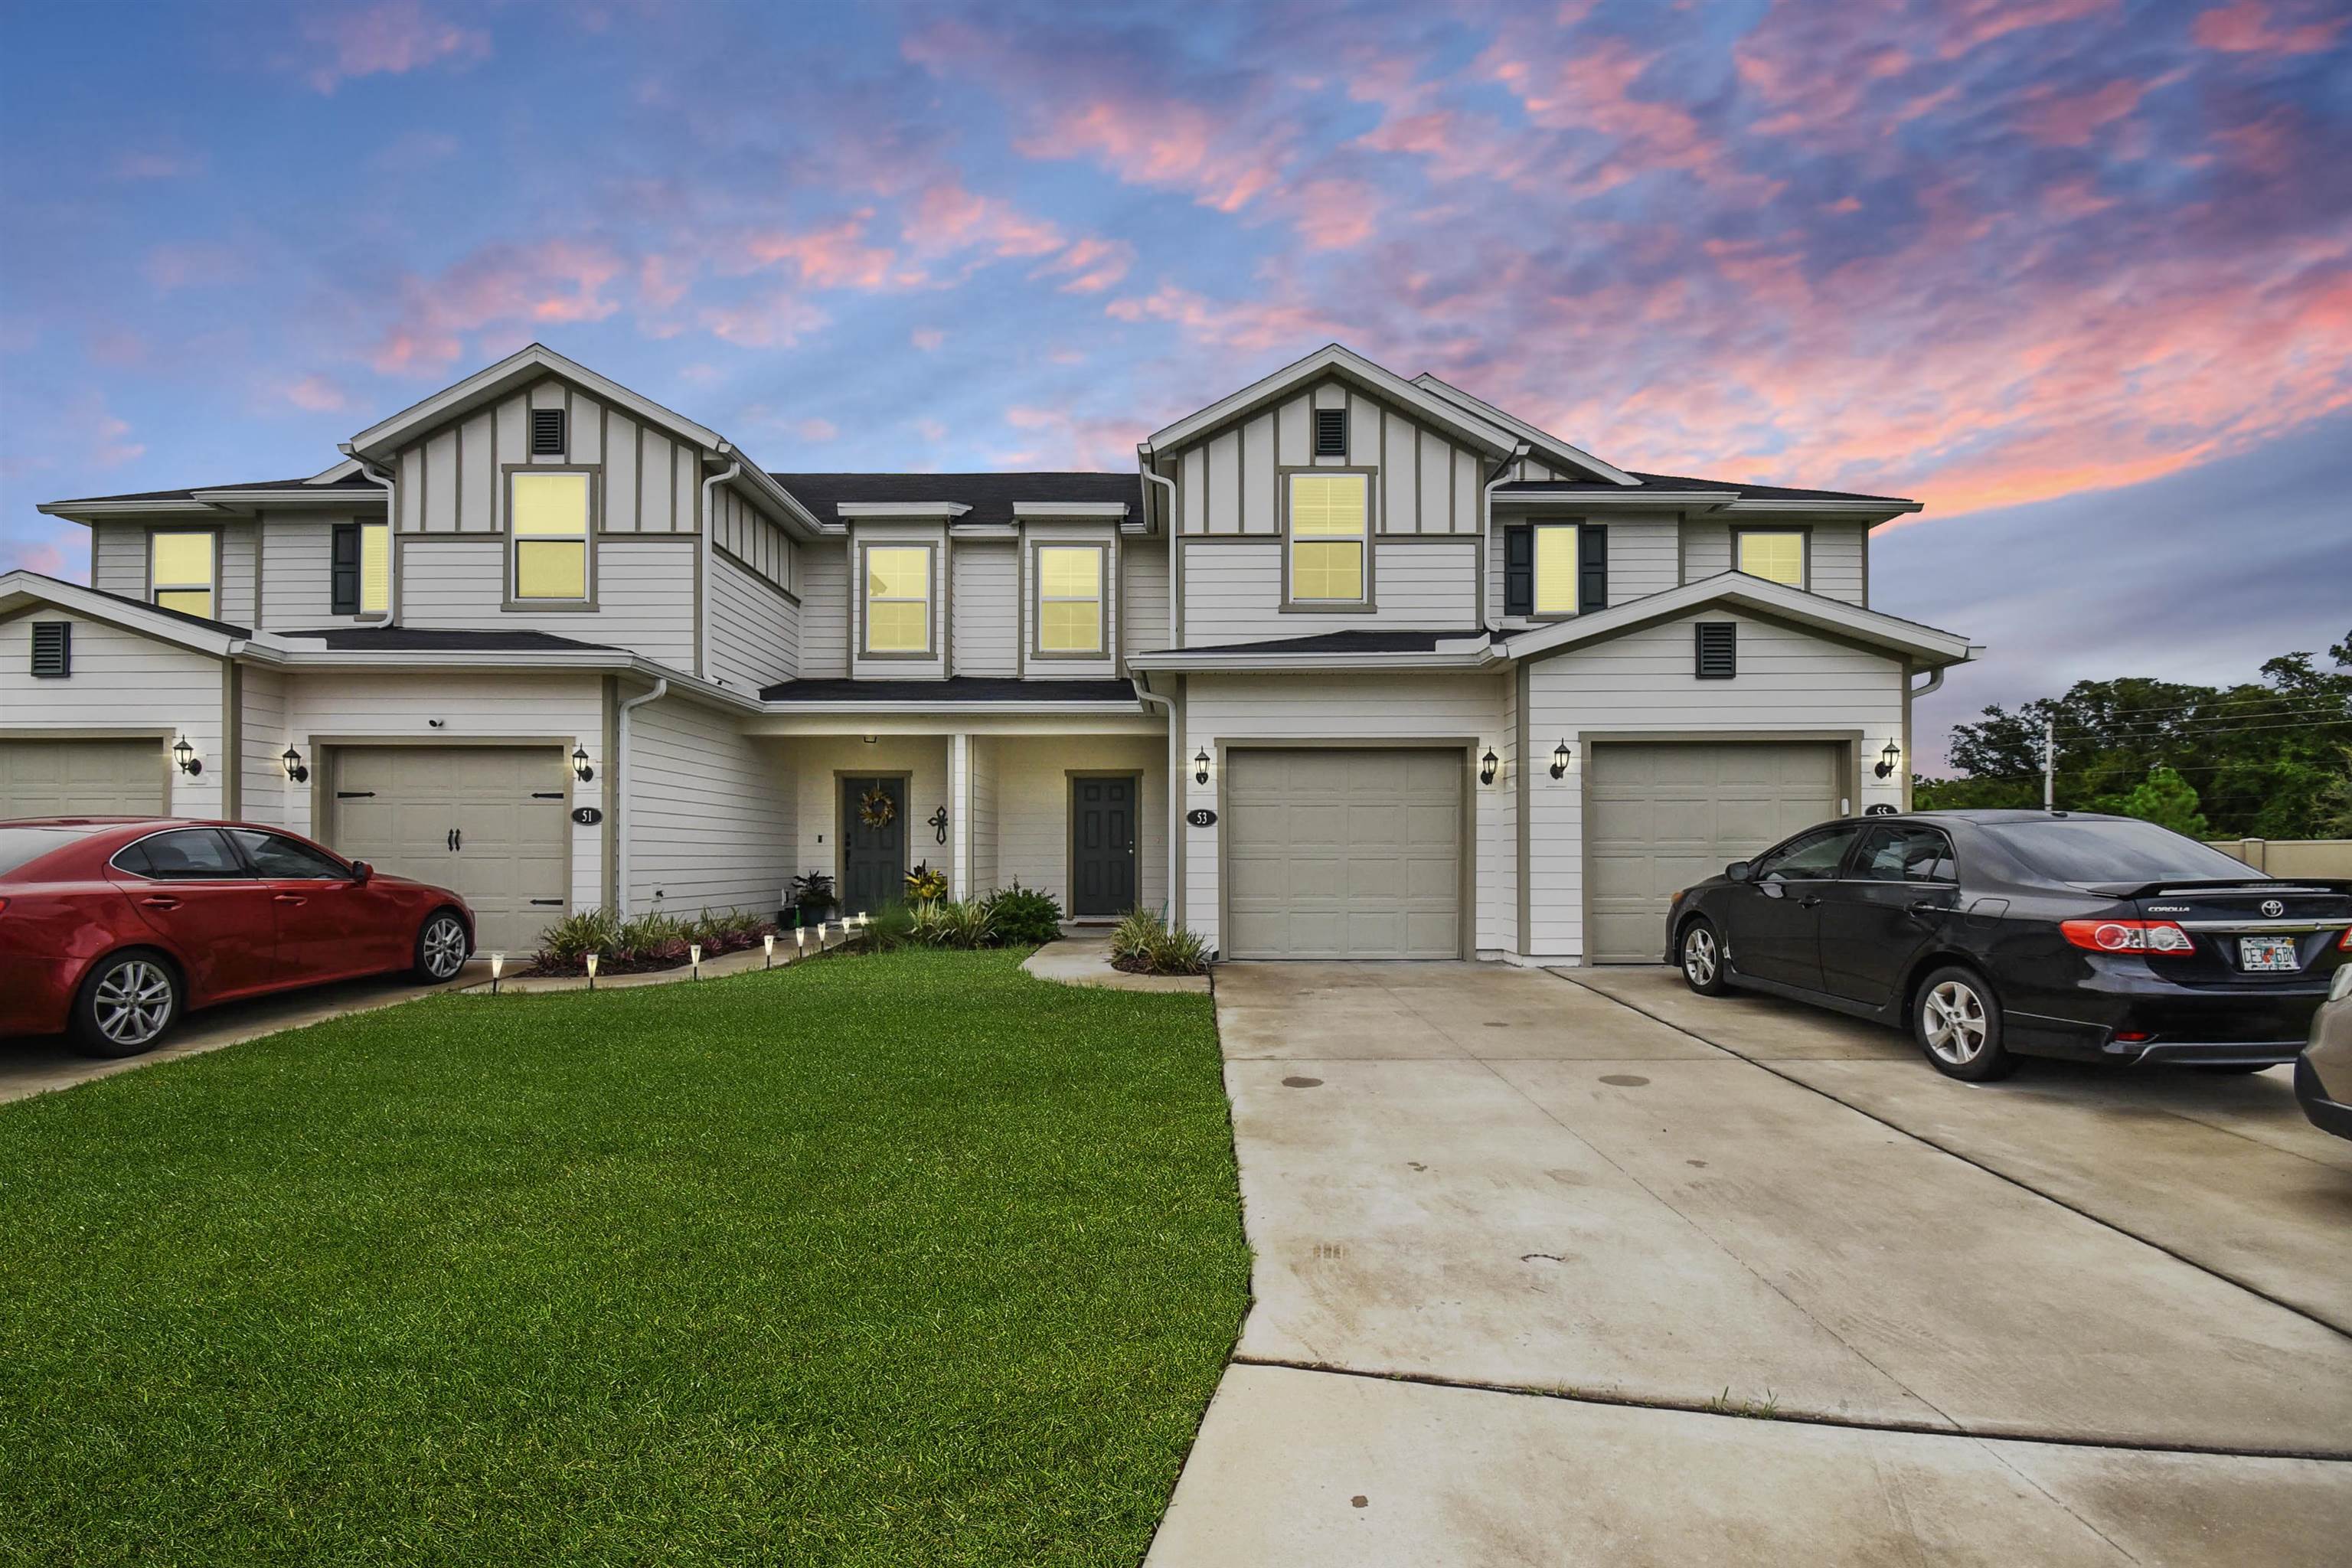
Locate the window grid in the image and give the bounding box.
[1737,529,1805,588]
[1289,473,1367,602]
[1533,523,1579,615]
[1036,545,1105,654]
[150,531,214,619]
[864,546,932,655]
[511,472,591,600]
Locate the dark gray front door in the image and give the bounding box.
[841,776,906,916]
[1070,775,1138,917]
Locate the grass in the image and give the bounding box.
[0,948,1249,1566]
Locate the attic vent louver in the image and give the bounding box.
[1314,407,1348,456]
[1694,622,1736,679]
[531,407,567,456]
[31,620,70,678]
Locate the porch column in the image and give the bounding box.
[948,731,972,899]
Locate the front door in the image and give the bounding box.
[841,775,907,916]
[1070,775,1138,917]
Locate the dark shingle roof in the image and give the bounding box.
[26,577,255,636]
[277,628,616,652]
[1495,472,1914,505]
[1154,629,1488,656]
[760,675,1138,704]
[768,472,1139,528]
[48,474,382,506]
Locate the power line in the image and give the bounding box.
[1928,753,2348,787]
[1980,687,2352,724]
[2050,715,2352,745]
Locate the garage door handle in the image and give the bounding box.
[530,898,564,906]
[140,895,181,910]
[336,791,374,799]
[446,829,462,853]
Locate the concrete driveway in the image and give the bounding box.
[1150,962,2352,1566]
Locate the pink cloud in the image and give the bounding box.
[907,181,1064,257]
[143,242,247,292]
[1281,178,1383,250]
[368,239,626,374]
[2192,0,2346,53]
[740,214,910,289]
[2017,78,2145,146]
[1031,237,1135,294]
[295,0,492,94]
[999,405,1140,469]
[1106,283,1348,356]
[911,328,946,351]
[285,374,348,413]
[698,292,830,350]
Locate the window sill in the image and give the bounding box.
[1279,601,1376,614]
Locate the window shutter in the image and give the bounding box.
[531,407,567,456]
[1578,525,1609,614]
[330,523,361,615]
[30,621,70,678]
[1314,407,1348,456]
[1504,526,1533,617]
[1694,622,1736,679]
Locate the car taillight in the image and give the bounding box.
[2060,919,2196,956]
[2340,926,2352,952]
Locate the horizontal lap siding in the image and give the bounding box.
[788,737,949,897]
[260,516,374,629]
[848,525,946,681]
[707,554,799,692]
[988,736,1166,913]
[624,694,792,916]
[952,543,1017,677]
[1179,539,1478,646]
[798,546,849,678]
[90,524,145,597]
[1486,511,1678,629]
[0,615,223,817]
[1122,539,1170,659]
[395,537,694,666]
[237,665,287,828]
[1684,521,1867,606]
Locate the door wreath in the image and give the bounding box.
[858,786,898,829]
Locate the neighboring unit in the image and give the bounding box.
[3,342,1977,962]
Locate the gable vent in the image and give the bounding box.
[1694,622,1736,680]
[531,407,567,456]
[1314,407,1348,456]
[31,620,71,678]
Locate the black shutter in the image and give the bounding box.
[1578,525,1609,614]
[531,407,567,456]
[1694,622,1736,679]
[30,620,70,678]
[1504,526,1533,616]
[1314,407,1348,456]
[330,523,361,614]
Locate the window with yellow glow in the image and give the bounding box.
[1534,523,1579,615]
[864,546,931,654]
[359,522,390,614]
[1289,473,1367,602]
[150,531,214,619]
[1737,530,1805,588]
[511,472,591,600]
[1036,545,1104,653]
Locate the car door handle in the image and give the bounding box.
[1798,894,1823,909]
[140,895,181,910]
[1908,900,1951,918]
[273,893,307,906]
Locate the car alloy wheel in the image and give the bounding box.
[1683,926,1720,988]
[1922,978,1988,1066]
[421,914,469,981]
[93,959,175,1049]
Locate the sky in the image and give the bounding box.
[2,0,2346,767]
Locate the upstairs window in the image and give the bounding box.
[863,545,932,655]
[511,472,591,601]
[1505,522,1608,616]
[150,531,215,619]
[1314,407,1348,456]
[332,522,390,616]
[1533,523,1579,616]
[531,407,567,456]
[1288,473,1367,603]
[1736,528,1805,588]
[1035,544,1105,655]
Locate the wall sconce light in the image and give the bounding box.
[488,952,505,995]
[280,744,309,784]
[1194,747,1212,786]
[571,744,595,782]
[172,735,203,776]
[1480,747,1501,786]
[1550,740,1573,781]
[1875,739,1902,780]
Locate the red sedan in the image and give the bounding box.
[0,818,474,1058]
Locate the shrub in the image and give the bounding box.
[1108,908,1208,975]
[614,911,688,967]
[858,904,920,953]
[1107,907,1161,966]
[905,861,949,906]
[917,897,999,950]
[681,909,770,956]
[980,881,1063,946]
[1144,923,1208,975]
[787,871,837,923]
[534,908,620,969]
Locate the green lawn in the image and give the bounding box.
[0,949,1248,1566]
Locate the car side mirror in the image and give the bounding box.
[1726,861,1753,883]
[351,861,374,884]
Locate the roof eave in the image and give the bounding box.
[1410,373,1642,487]
[344,343,721,460]
[1142,343,1520,457]
[1500,572,1975,668]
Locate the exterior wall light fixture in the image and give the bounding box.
[571,745,595,782]
[1194,747,1212,786]
[1875,739,1901,780]
[279,745,310,784]
[1480,748,1501,786]
[173,736,202,776]
[1550,740,1573,780]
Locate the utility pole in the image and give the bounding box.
[2043,717,2056,810]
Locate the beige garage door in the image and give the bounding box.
[1586,741,1844,962]
[0,737,168,819]
[1227,748,1462,959]
[329,746,570,956]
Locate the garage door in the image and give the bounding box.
[0,737,168,818]
[328,746,570,956]
[1227,748,1462,959]
[1586,741,1844,962]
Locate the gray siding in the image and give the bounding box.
[257,515,375,629]
[394,375,703,535]
[798,544,850,678]
[1684,521,1869,606]
[90,523,145,597]
[1018,524,1119,681]
[0,613,226,818]
[1485,510,1680,629]
[847,523,946,681]
[396,535,695,665]
[707,553,799,693]
[1122,537,1169,661]
[1179,537,1480,646]
[951,541,1018,678]
[625,692,793,915]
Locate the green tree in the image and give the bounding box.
[2092,766,2208,837]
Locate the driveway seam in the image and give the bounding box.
[1227,1355,2352,1464]
[1545,968,2352,1345]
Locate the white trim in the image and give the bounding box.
[346,342,720,459]
[1144,343,1519,456]
[0,570,243,654]
[1412,372,1640,486]
[36,498,220,518]
[1504,571,1976,666]
[838,501,972,521]
[191,488,387,508]
[304,459,363,485]
[1497,488,1738,508]
[1726,498,1923,515]
[1011,501,1129,520]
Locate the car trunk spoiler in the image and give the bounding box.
[2072,878,2352,900]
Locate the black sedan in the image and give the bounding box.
[1664,809,2352,1080]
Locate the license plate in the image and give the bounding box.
[2238,936,2300,973]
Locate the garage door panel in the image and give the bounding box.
[1226,748,1462,960]
[1,739,168,818]
[331,745,569,956]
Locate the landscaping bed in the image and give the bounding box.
[0,949,1247,1566]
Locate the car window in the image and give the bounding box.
[1855,825,1958,884]
[229,829,350,880]
[0,825,96,877]
[1978,818,2259,884]
[116,828,250,880]
[1753,824,1864,882]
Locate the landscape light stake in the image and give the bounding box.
[763,932,776,969]
[586,952,599,991]
[488,952,504,995]
[689,943,703,980]
[795,926,807,957]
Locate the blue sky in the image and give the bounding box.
[2,0,2346,765]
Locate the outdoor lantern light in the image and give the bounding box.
[1480,747,1500,786]
[488,952,505,995]
[1194,747,1212,786]
[571,744,594,782]
[172,735,202,776]
[279,744,309,784]
[1550,740,1572,781]
[763,932,776,969]
[585,952,599,989]
[1875,738,1902,780]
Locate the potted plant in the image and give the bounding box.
[787,871,838,926]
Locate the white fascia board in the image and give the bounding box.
[305,458,363,485]
[1496,488,1736,509]
[194,488,387,508]
[1725,498,1922,516]
[746,710,1163,737]
[838,501,972,521]
[1011,501,1128,520]
[757,700,1145,716]
[718,461,827,537]
[1502,571,1976,667]
[1124,649,1499,674]
[946,523,1021,540]
[1411,373,1641,486]
[36,498,220,518]
[1144,343,1518,456]
[345,342,721,459]
[0,570,242,655]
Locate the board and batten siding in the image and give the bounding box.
[1180,671,1510,957]
[0,613,224,815]
[707,554,799,693]
[1521,611,1906,960]
[622,692,792,916]
[395,536,695,666]
[1180,537,1479,646]
[1171,378,1485,537]
[394,376,704,536]
[710,485,794,593]
[1683,520,1868,606]
[951,542,1018,677]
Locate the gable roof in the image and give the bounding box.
[770,472,1140,529]
[344,342,720,460]
[0,570,250,652]
[1410,373,1638,486]
[1503,571,1975,668]
[1493,472,1921,515]
[1143,343,1523,458]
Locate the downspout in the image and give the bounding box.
[1135,452,1183,921]
[1138,447,1178,645]
[340,444,399,625]
[1909,667,1945,700]
[697,449,742,682]
[1482,442,1530,633]
[613,676,669,916]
